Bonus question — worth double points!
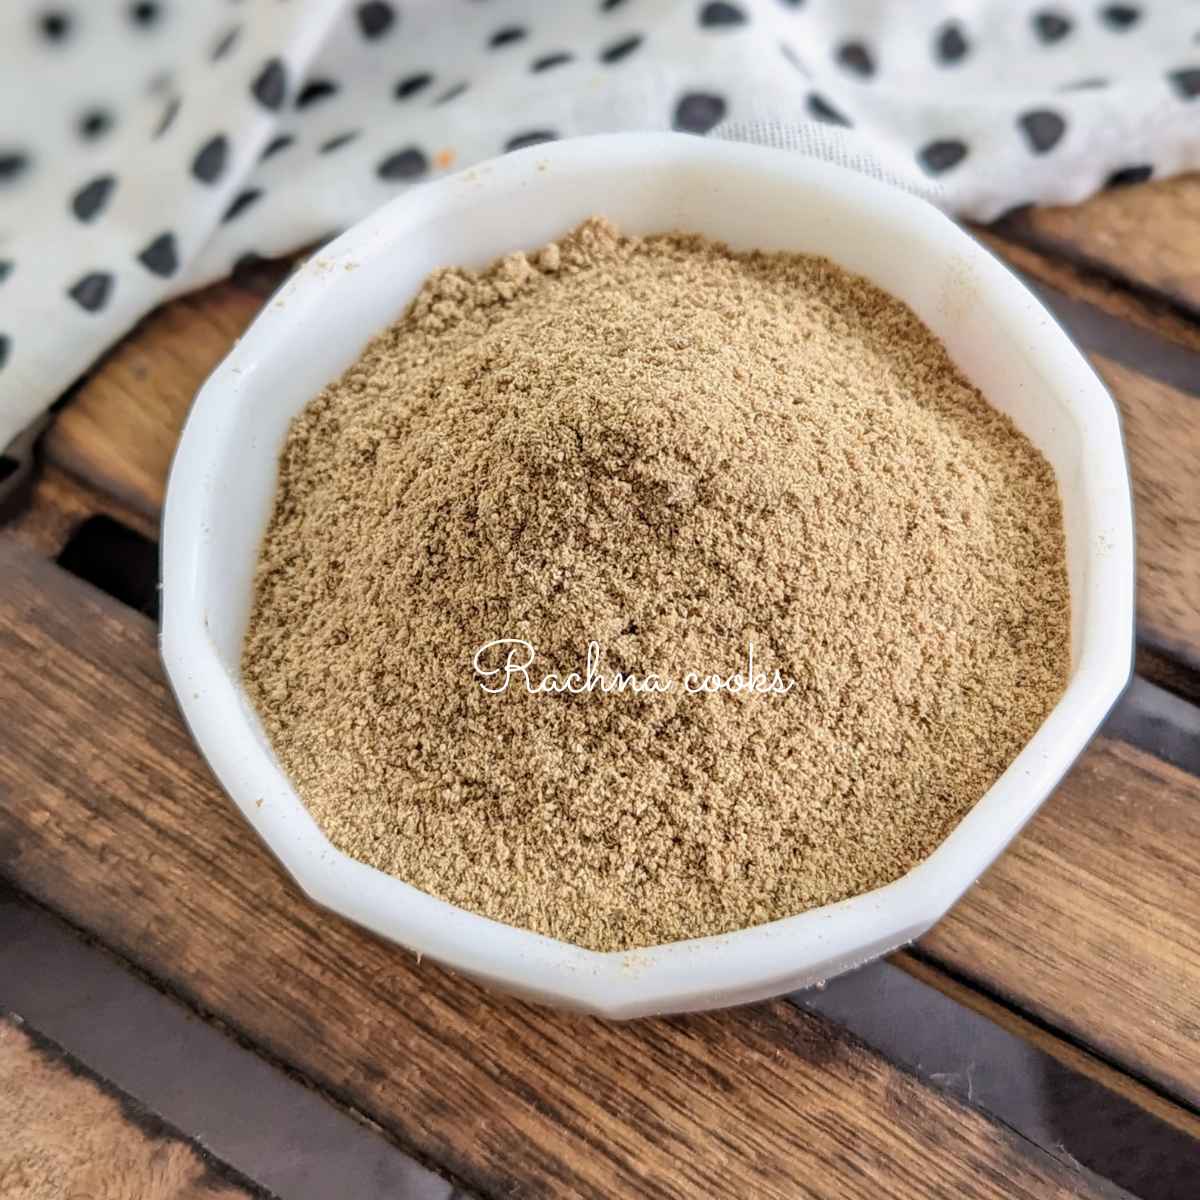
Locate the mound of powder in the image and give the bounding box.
[242,218,1070,952]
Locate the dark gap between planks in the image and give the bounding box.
[56,515,159,621]
[0,881,472,1200]
[991,209,1200,329]
[1136,643,1200,709]
[1010,265,1200,711]
[1014,270,1200,398]
[1,1011,280,1200]
[907,939,1200,1130]
[797,958,1200,1200]
[0,411,53,524]
[1104,676,1200,776]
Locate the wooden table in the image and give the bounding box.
[1,179,1198,1199]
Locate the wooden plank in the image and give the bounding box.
[922,734,1200,1110]
[1105,676,1200,779]
[4,464,158,560]
[0,888,461,1200]
[1092,354,1200,669]
[0,542,1127,1200]
[1136,643,1200,708]
[0,1014,258,1200]
[803,959,1200,1200]
[976,230,1200,353]
[894,955,1200,1144]
[42,274,285,519]
[993,175,1200,317]
[978,232,1200,674]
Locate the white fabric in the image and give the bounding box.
[2,0,1197,447]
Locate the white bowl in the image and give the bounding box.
[161,132,1133,1018]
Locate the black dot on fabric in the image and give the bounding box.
[435,81,468,105]
[192,134,229,184]
[154,96,180,138]
[807,93,851,126]
[0,335,9,371]
[1106,164,1152,187]
[296,79,338,109]
[1169,67,1200,99]
[1059,76,1108,90]
[600,34,642,62]
[699,2,748,28]
[320,131,359,154]
[357,1,396,40]
[129,2,160,28]
[78,109,113,141]
[72,174,116,222]
[489,26,527,47]
[1032,10,1073,43]
[601,0,626,10]
[378,147,429,180]
[222,189,262,223]
[39,10,72,42]
[673,92,727,133]
[0,261,12,285]
[137,231,178,277]
[1018,109,1066,153]
[835,41,875,77]
[211,26,240,60]
[0,153,30,184]
[917,139,968,174]
[1099,4,1141,30]
[260,133,293,160]
[780,42,809,75]
[532,51,573,71]
[68,271,114,313]
[935,22,969,64]
[505,130,558,151]
[395,72,433,98]
[252,58,287,110]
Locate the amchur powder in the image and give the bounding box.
[242,218,1070,952]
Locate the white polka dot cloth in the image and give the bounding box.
[2,0,1198,449]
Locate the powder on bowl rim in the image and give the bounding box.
[241,217,1071,953]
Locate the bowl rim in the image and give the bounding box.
[160,131,1134,1016]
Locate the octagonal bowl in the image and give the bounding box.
[161,132,1133,1019]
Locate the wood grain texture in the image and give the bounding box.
[0,1015,256,1200]
[978,232,1200,669]
[1135,643,1200,708]
[994,175,1200,316]
[977,231,1200,352]
[1092,354,1200,667]
[0,542,1126,1200]
[4,464,158,559]
[895,955,1200,1143]
[43,278,282,518]
[922,736,1200,1110]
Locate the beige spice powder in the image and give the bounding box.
[242,217,1071,952]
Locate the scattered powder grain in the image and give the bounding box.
[242,218,1071,952]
